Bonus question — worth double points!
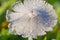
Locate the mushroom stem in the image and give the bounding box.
[28,37,33,40]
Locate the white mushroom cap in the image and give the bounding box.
[6,0,57,39]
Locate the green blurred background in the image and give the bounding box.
[0,0,60,40]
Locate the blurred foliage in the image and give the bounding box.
[0,0,60,40]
